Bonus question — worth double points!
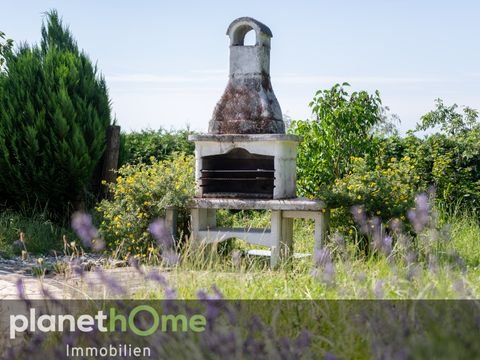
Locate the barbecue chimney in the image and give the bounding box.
[190,17,301,199]
[209,17,284,134]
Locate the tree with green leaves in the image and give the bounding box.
[413,99,480,209]
[416,98,479,135]
[290,83,384,199]
[0,10,112,219]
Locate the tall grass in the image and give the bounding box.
[135,205,480,300]
[6,203,480,359]
[0,210,77,257]
[439,207,480,267]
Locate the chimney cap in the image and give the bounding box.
[226,17,273,46]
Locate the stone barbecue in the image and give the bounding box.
[190,17,302,199]
[185,17,329,268]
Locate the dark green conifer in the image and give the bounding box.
[0,10,112,219]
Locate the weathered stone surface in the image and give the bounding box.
[189,134,302,142]
[209,17,284,134]
[190,198,327,211]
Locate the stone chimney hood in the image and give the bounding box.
[208,17,285,134]
[190,17,301,199]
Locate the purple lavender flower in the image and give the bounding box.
[71,212,104,251]
[144,269,176,299]
[128,255,144,274]
[406,264,421,281]
[323,262,336,284]
[332,232,346,255]
[211,285,224,300]
[295,329,311,349]
[452,279,470,296]
[370,216,383,246]
[312,247,335,284]
[374,280,384,298]
[197,289,209,301]
[314,247,332,267]
[324,352,338,360]
[382,235,393,256]
[145,269,168,287]
[407,193,430,233]
[405,251,416,266]
[95,267,126,294]
[164,287,177,299]
[389,218,403,234]
[162,249,179,266]
[352,205,369,234]
[197,286,223,301]
[148,219,180,265]
[354,271,367,283]
[148,218,174,248]
[15,278,25,299]
[40,285,56,300]
[72,261,85,278]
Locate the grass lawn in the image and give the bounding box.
[3,207,480,359]
[135,208,480,300]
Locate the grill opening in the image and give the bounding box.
[201,148,274,198]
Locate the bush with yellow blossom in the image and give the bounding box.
[97,153,195,260]
[331,155,425,233]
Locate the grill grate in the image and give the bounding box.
[201,148,275,198]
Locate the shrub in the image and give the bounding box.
[332,155,424,230]
[0,10,111,218]
[371,131,480,212]
[412,99,480,210]
[289,83,383,198]
[119,128,195,166]
[97,153,195,260]
[413,133,480,211]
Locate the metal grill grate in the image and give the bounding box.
[200,148,275,198]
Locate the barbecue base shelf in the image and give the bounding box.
[184,198,330,268]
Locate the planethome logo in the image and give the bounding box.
[10,305,207,339]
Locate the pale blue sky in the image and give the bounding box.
[1,0,479,133]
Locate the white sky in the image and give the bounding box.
[2,0,479,133]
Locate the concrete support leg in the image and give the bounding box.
[191,208,217,247]
[206,208,216,228]
[270,210,282,268]
[280,217,294,260]
[191,208,204,246]
[205,208,217,253]
[314,210,330,253]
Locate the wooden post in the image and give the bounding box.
[101,125,121,198]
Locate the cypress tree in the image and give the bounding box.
[0,10,112,219]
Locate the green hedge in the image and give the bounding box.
[119,128,195,166]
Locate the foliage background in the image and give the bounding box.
[119,127,195,166]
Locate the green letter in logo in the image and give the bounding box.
[128,305,159,336]
[109,307,127,332]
